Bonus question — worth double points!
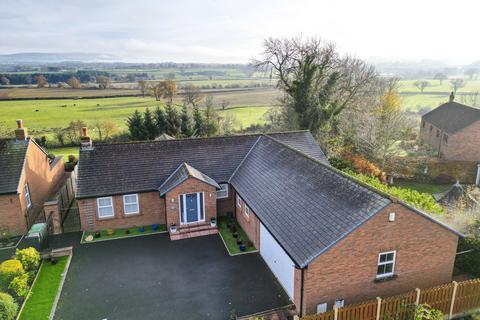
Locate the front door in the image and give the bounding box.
[186,193,198,223]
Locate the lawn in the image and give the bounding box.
[0,90,278,143]
[47,146,79,158]
[393,179,451,195]
[82,224,167,243]
[218,217,256,255]
[19,256,69,320]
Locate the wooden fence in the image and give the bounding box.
[302,279,480,320]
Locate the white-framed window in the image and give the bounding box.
[244,204,250,218]
[97,197,114,218]
[236,194,242,207]
[24,184,31,208]
[123,194,139,215]
[377,251,396,278]
[217,183,229,199]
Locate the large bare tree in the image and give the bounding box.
[182,84,203,107]
[253,36,377,137]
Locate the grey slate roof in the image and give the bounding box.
[0,140,29,195]
[229,137,391,268]
[158,162,220,196]
[422,101,480,134]
[76,131,326,199]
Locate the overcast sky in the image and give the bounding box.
[1,0,479,64]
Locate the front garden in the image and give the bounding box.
[0,247,69,320]
[82,224,167,243]
[218,217,256,255]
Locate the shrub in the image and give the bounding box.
[14,247,40,271]
[455,236,480,277]
[343,170,444,215]
[0,292,18,320]
[328,157,352,171]
[8,273,29,298]
[0,260,24,289]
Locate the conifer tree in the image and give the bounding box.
[165,104,181,137]
[154,106,167,135]
[127,110,147,141]
[193,106,206,137]
[143,108,156,140]
[180,105,194,137]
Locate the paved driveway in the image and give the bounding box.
[53,233,290,320]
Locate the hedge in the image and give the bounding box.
[456,236,480,277]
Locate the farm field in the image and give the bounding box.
[0,87,141,99]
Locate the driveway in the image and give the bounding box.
[53,233,290,320]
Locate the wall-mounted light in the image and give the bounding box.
[171,198,175,203]
[389,212,396,222]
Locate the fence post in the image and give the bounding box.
[415,288,421,305]
[376,297,382,320]
[333,305,338,320]
[448,281,458,320]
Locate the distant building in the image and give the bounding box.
[420,94,480,161]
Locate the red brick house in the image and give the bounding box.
[0,120,66,235]
[420,97,480,161]
[76,130,461,316]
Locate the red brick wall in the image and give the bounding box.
[217,184,235,217]
[0,140,65,235]
[234,190,260,247]
[301,203,458,315]
[420,119,480,161]
[0,195,24,235]
[442,122,480,161]
[78,191,166,231]
[164,178,217,227]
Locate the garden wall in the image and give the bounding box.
[387,157,479,184]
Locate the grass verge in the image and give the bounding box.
[81,224,167,243]
[218,217,256,255]
[18,256,69,320]
[393,180,451,195]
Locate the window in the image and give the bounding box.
[24,184,31,208]
[244,205,250,218]
[217,184,229,199]
[123,194,139,215]
[377,251,396,278]
[97,197,114,218]
[236,194,242,207]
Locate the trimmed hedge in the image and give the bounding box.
[456,237,480,277]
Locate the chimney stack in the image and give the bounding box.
[14,119,28,141]
[80,127,93,149]
[449,92,455,102]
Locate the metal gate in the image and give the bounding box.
[62,203,81,233]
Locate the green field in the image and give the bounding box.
[0,90,277,150]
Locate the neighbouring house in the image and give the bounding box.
[76,129,461,316]
[420,95,480,161]
[0,120,69,235]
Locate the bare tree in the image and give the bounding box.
[149,80,177,104]
[460,91,480,107]
[433,72,447,85]
[253,36,378,137]
[219,113,238,135]
[35,75,48,88]
[138,80,148,97]
[92,120,118,142]
[221,100,230,110]
[465,68,479,80]
[182,84,203,107]
[96,76,112,89]
[414,80,429,93]
[65,120,87,144]
[450,79,466,93]
[205,95,215,109]
[67,77,81,89]
[0,76,10,86]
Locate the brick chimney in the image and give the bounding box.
[80,127,93,149]
[449,92,455,102]
[15,119,28,141]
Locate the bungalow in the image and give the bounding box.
[76,129,461,316]
[0,120,66,235]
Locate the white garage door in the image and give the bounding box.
[260,223,295,300]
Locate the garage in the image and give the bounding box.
[260,223,295,301]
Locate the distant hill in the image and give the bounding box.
[0,52,120,64]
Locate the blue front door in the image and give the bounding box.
[186,193,198,223]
